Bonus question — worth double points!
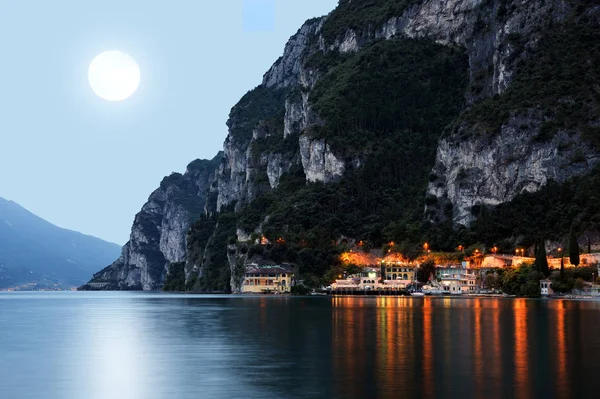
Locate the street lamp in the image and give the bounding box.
[515,248,524,257]
[492,247,498,255]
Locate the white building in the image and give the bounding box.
[436,266,477,294]
[540,279,554,296]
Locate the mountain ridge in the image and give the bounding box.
[0,197,121,289]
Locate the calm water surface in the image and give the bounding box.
[1,292,599,398]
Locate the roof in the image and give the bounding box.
[245,265,294,275]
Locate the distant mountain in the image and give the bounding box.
[0,197,121,290]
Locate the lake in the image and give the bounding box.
[1,293,599,398]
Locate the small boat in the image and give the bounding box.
[412,292,425,297]
[422,285,443,295]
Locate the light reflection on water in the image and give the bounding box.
[1,292,600,399]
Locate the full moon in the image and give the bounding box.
[88,51,141,102]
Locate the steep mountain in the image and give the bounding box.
[81,153,222,290]
[85,0,600,291]
[0,197,121,289]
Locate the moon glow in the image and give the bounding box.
[88,51,141,102]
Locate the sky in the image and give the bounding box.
[0,0,338,245]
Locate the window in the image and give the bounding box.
[281,273,286,277]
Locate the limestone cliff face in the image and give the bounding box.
[299,135,345,183]
[215,18,328,213]
[420,0,599,227]
[82,154,222,290]
[216,0,576,211]
[427,119,600,227]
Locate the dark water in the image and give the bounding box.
[1,293,600,399]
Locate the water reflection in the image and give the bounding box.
[422,298,433,398]
[550,300,569,399]
[513,299,528,398]
[1,293,600,399]
[328,296,600,399]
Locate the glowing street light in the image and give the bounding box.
[423,242,429,251]
[515,248,524,256]
[492,246,498,254]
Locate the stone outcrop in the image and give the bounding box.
[81,153,222,290]
[427,119,600,227]
[299,135,345,183]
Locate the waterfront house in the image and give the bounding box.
[241,264,295,294]
[331,267,415,292]
[540,279,554,296]
[331,267,381,291]
[436,266,477,294]
[382,263,415,281]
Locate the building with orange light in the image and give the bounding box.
[331,267,380,291]
[382,263,416,281]
[436,265,477,294]
[331,267,417,292]
[241,264,295,294]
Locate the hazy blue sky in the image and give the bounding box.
[0,0,338,245]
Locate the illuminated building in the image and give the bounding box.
[436,265,477,294]
[241,264,295,294]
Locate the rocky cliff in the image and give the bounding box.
[81,153,222,290]
[425,0,600,227]
[86,0,600,291]
[216,0,597,217]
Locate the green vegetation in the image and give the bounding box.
[416,259,436,283]
[534,239,549,277]
[452,6,600,146]
[187,215,218,269]
[321,0,422,42]
[499,263,541,298]
[310,38,468,154]
[163,262,186,292]
[460,166,600,254]
[290,285,310,295]
[550,266,598,293]
[228,86,287,146]
[569,228,580,267]
[192,212,237,293]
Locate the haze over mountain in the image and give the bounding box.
[0,197,121,290]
